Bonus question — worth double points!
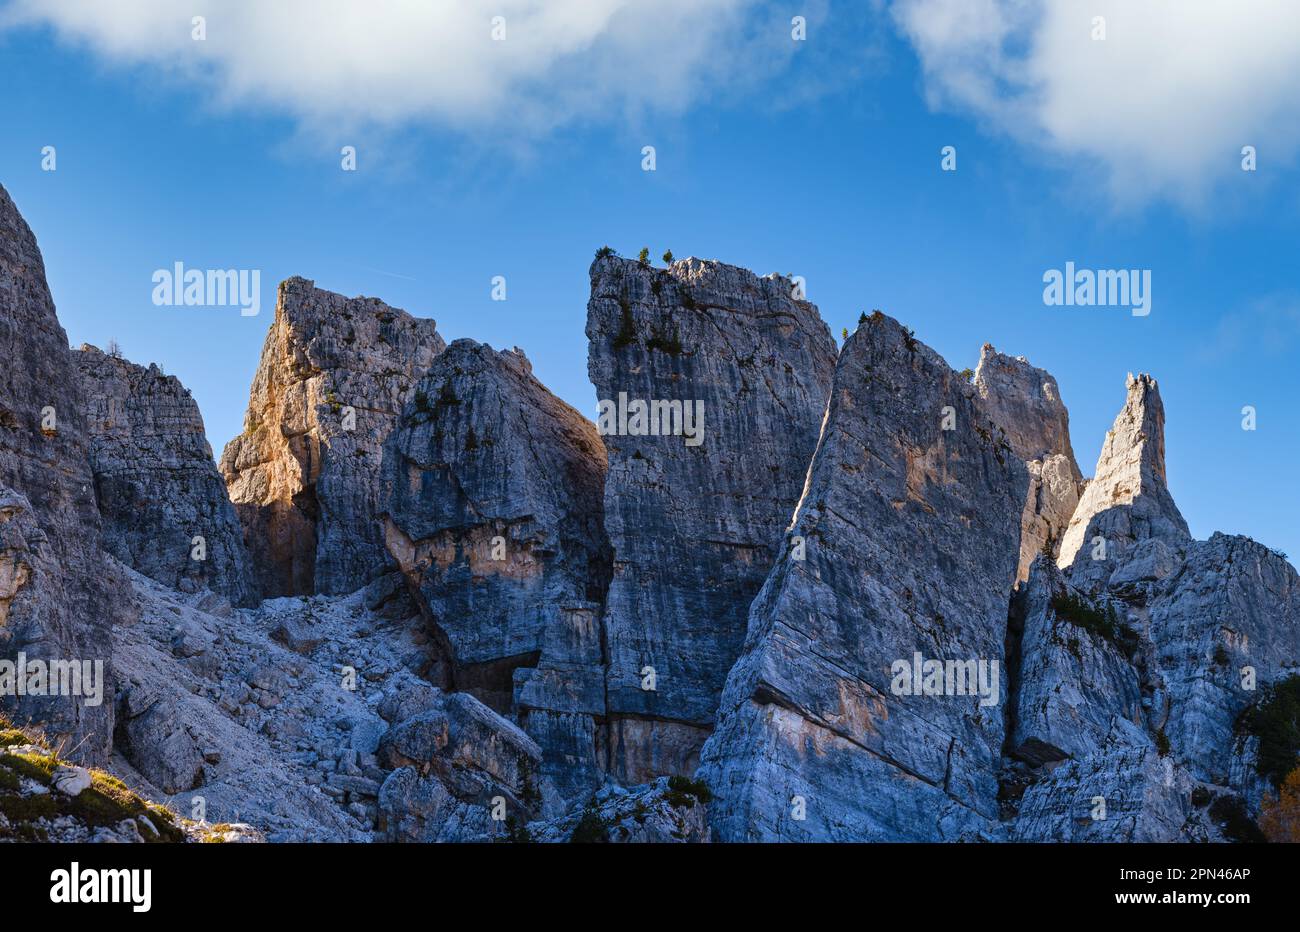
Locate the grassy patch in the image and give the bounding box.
[569,808,609,844]
[665,774,713,808]
[1050,591,1140,655]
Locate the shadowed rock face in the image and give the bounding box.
[975,344,1083,583]
[0,184,121,764]
[221,278,445,598]
[586,255,837,783]
[698,312,1027,841]
[380,339,611,811]
[74,345,255,607]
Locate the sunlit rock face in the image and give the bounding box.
[221,277,445,598]
[974,344,1083,583]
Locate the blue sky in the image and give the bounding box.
[0,1,1297,563]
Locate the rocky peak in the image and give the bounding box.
[380,338,610,812]
[1056,372,1190,577]
[975,344,1083,582]
[699,312,1027,841]
[586,253,837,783]
[73,344,255,607]
[220,278,445,598]
[974,344,1081,474]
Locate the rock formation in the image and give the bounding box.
[586,254,837,783]
[376,688,544,842]
[974,344,1083,582]
[74,345,255,607]
[220,278,445,598]
[699,312,1027,841]
[380,339,610,810]
[0,184,121,764]
[1056,373,1189,584]
[1007,374,1300,841]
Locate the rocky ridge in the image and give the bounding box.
[0,185,122,765]
[699,312,1027,841]
[380,338,611,812]
[1,183,1295,843]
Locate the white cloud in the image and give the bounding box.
[892,0,1300,206]
[2,0,770,135]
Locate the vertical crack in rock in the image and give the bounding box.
[0,183,122,763]
[74,345,256,607]
[698,312,1027,841]
[585,254,837,784]
[380,339,612,813]
[221,278,445,598]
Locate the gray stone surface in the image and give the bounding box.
[380,338,611,811]
[1011,718,1194,842]
[0,183,121,764]
[221,277,445,598]
[587,254,837,784]
[376,690,544,842]
[698,312,1026,841]
[74,345,255,606]
[1057,373,1189,586]
[1006,374,1300,840]
[974,344,1083,582]
[1009,556,1145,763]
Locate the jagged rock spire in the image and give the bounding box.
[220,278,445,598]
[1056,373,1189,574]
[587,254,838,784]
[380,338,610,813]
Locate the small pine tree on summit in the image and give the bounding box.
[638,247,650,266]
[662,249,674,264]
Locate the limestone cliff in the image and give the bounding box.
[586,254,838,783]
[380,339,610,811]
[974,344,1083,582]
[0,184,121,764]
[74,345,255,607]
[1056,373,1189,581]
[699,312,1027,841]
[220,278,445,598]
